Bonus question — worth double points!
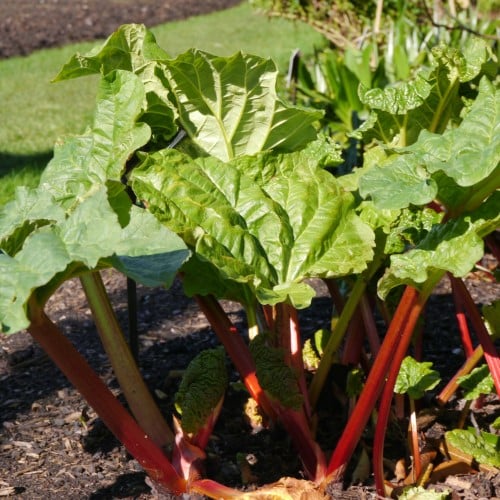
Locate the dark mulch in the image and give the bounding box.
[1,2,500,498]
[0,0,243,59]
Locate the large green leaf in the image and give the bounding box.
[378,191,500,297]
[164,50,322,161]
[0,186,189,334]
[53,24,169,80]
[109,205,189,288]
[41,70,150,205]
[0,187,65,255]
[132,148,374,308]
[54,24,177,139]
[359,78,500,211]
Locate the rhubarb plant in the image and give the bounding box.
[1,23,499,498]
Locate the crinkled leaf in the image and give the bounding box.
[175,348,228,435]
[446,428,500,468]
[359,154,438,210]
[250,334,303,410]
[132,148,374,308]
[378,192,500,297]
[359,72,432,115]
[53,23,169,80]
[395,356,441,400]
[357,41,490,147]
[407,78,499,195]
[457,365,494,400]
[359,78,500,210]
[164,49,322,161]
[40,70,150,204]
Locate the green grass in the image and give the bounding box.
[0,2,326,206]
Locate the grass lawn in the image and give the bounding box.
[0,2,326,206]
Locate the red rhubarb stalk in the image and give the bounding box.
[450,276,475,357]
[372,290,430,496]
[449,276,500,395]
[325,286,422,482]
[194,294,326,482]
[27,300,185,494]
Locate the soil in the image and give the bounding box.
[0,0,243,60]
[1,2,500,499]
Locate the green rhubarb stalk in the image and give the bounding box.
[27,299,185,494]
[309,273,370,408]
[80,271,174,449]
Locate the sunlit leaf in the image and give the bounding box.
[395,356,441,400]
[164,49,322,161]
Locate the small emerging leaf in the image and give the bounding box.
[175,348,228,435]
[395,356,441,400]
[445,428,500,468]
[249,334,303,410]
[457,365,494,400]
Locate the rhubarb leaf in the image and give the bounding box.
[132,148,374,308]
[0,186,188,334]
[41,70,150,205]
[445,428,500,468]
[0,187,65,256]
[357,40,490,146]
[164,49,322,161]
[457,365,494,400]
[395,356,441,400]
[250,334,303,410]
[359,77,499,211]
[175,348,228,435]
[378,191,500,297]
[53,23,169,80]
